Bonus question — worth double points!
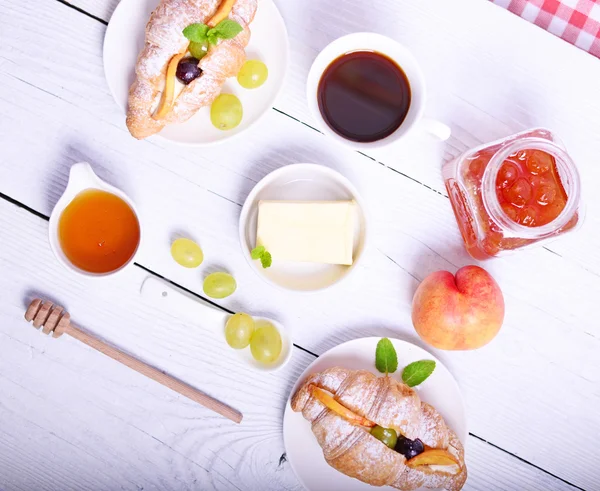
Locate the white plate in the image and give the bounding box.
[239,164,369,292]
[283,337,467,491]
[103,0,289,145]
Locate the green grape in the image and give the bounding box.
[189,41,208,60]
[250,321,282,364]
[225,313,255,349]
[237,60,269,89]
[171,238,203,268]
[203,272,237,299]
[210,94,243,131]
[370,425,398,449]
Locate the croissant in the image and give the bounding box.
[126,0,258,139]
[291,367,467,491]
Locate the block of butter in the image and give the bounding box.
[256,201,355,265]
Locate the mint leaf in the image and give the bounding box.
[251,246,272,268]
[184,20,241,47]
[251,246,265,260]
[402,360,436,387]
[260,251,272,269]
[375,338,398,374]
[213,19,243,39]
[183,23,209,43]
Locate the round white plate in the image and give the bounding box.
[103,0,289,145]
[283,337,467,491]
[239,164,369,293]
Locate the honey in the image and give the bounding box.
[58,189,140,273]
[443,128,581,259]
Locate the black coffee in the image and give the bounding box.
[317,51,411,143]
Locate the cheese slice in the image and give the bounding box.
[256,201,355,265]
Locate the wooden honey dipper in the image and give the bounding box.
[24,299,243,424]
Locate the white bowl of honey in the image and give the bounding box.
[49,162,141,277]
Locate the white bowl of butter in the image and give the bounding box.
[239,164,368,292]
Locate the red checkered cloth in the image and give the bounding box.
[490,0,600,57]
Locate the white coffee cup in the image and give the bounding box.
[306,32,450,150]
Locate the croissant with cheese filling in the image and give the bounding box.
[291,367,467,491]
[126,0,257,139]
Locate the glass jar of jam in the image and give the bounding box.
[443,128,582,260]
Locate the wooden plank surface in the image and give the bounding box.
[71,0,600,274]
[0,0,599,489]
[0,175,575,491]
[0,200,306,491]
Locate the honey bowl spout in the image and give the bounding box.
[65,162,106,195]
[48,162,142,278]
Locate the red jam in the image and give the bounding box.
[443,129,581,260]
[484,149,567,227]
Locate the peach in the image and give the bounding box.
[153,53,185,120]
[310,385,375,427]
[406,449,458,468]
[412,266,504,350]
[207,0,236,27]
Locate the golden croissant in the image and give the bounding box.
[126,0,257,139]
[291,367,467,491]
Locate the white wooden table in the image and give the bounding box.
[1,0,599,489]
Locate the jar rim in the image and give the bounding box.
[481,137,581,239]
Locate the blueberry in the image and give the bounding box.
[408,438,425,459]
[176,58,202,85]
[395,435,410,456]
[395,435,425,460]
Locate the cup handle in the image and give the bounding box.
[418,118,451,141]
